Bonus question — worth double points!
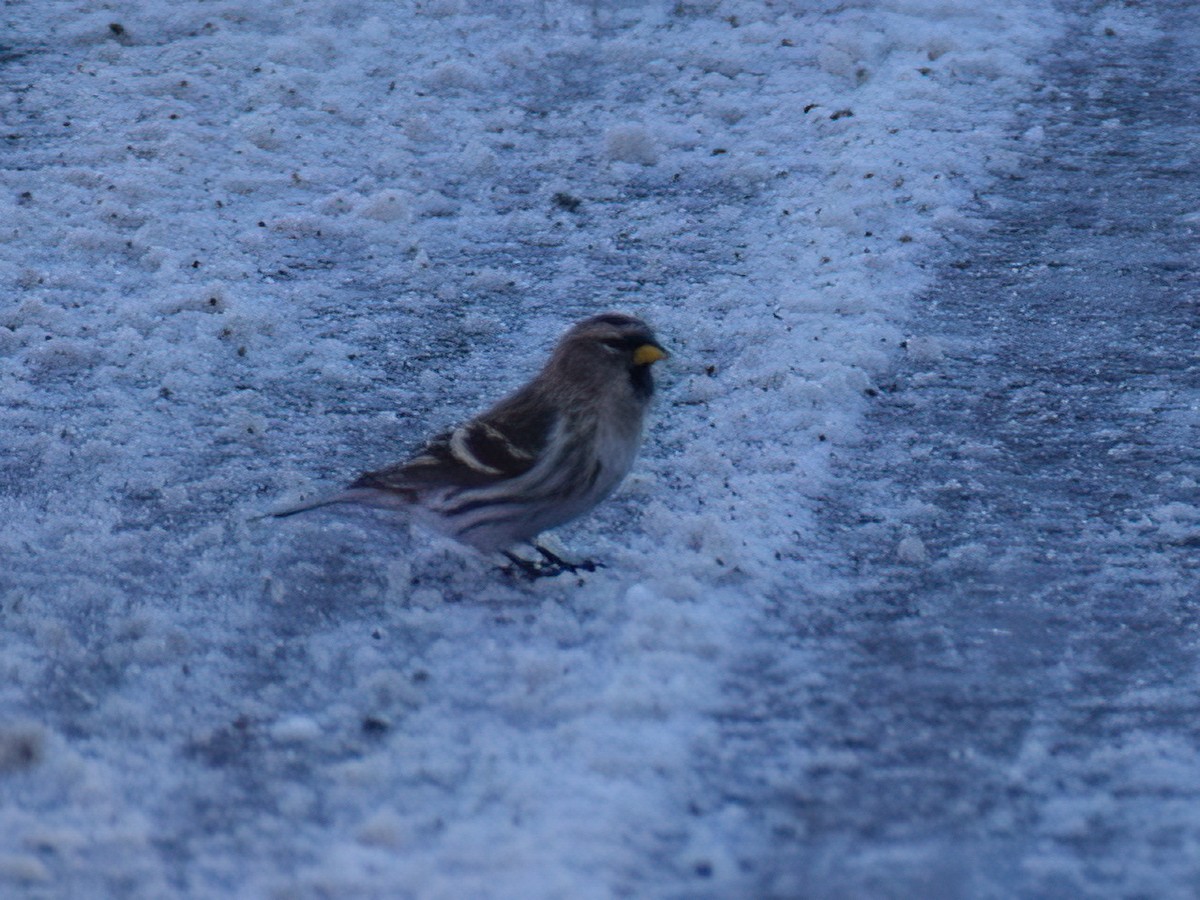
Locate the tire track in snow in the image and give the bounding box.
[722,4,1200,895]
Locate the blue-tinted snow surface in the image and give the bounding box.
[22,0,1200,897]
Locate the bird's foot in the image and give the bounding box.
[501,546,604,580]
[535,544,603,574]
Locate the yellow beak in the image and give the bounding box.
[633,343,668,366]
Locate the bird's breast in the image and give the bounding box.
[588,417,643,499]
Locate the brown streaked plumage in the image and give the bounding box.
[270,313,668,564]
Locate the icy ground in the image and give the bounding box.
[8,0,1191,896]
[747,4,1200,896]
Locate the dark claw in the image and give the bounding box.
[500,547,604,580]
[534,544,603,574]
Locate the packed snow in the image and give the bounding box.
[0,0,1066,895]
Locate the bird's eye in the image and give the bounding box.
[598,337,626,353]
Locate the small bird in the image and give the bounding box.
[271,312,668,576]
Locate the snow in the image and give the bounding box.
[0,0,1067,895]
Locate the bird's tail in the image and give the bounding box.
[257,487,411,521]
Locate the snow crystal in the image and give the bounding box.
[604,124,660,166]
[896,535,930,564]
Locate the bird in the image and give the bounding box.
[270,312,668,577]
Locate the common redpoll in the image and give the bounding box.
[271,312,668,575]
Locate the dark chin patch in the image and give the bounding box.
[629,364,654,400]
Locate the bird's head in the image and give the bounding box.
[551,312,668,402]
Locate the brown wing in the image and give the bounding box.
[350,387,557,494]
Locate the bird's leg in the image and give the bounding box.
[499,546,603,579]
[533,543,603,574]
